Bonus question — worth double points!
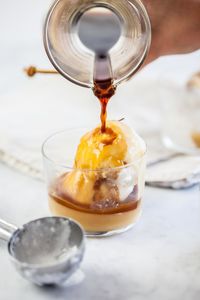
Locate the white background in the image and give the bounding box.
[0,1,200,299]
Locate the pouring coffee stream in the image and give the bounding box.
[24,58,115,133]
[26,0,151,132]
[93,55,116,132]
[26,6,121,132]
[25,55,116,133]
[77,7,120,132]
[25,58,116,133]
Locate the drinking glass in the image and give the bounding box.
[42,128,146,236]
[161,83,200,155]
[43,0,151,88]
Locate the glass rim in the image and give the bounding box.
[42,128,146,172]
[43,0,151,88]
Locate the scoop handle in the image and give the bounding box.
[0,219,18,242]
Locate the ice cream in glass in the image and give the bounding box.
[43,119,146,236]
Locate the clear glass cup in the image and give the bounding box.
[161,82,200,155]
[43,0,151,88]
[42,128,146,237]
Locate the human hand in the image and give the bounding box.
[143,0,200,64]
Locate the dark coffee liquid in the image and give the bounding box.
[50,173,139,214]
[93,54,116,132]
[78,8,120,133]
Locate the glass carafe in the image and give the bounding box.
[43,0,151,88]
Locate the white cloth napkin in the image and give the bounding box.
[0,76,199,189]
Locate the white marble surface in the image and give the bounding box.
[1,0,200,299]
[0,164,200,300]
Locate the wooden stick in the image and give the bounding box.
[118,117,125,122]
[24,66,58,77]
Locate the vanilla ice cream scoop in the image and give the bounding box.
[74,120,145,169]
[60,121,146,205]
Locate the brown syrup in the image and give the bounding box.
[50,173,139,215]
[50,193,140,215]
[93,54,116,133]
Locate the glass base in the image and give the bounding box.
[49,196,142,238]
[85,211,142,238]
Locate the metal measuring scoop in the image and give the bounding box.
[0,217,85,286]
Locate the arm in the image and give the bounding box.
[143,0,200,64]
